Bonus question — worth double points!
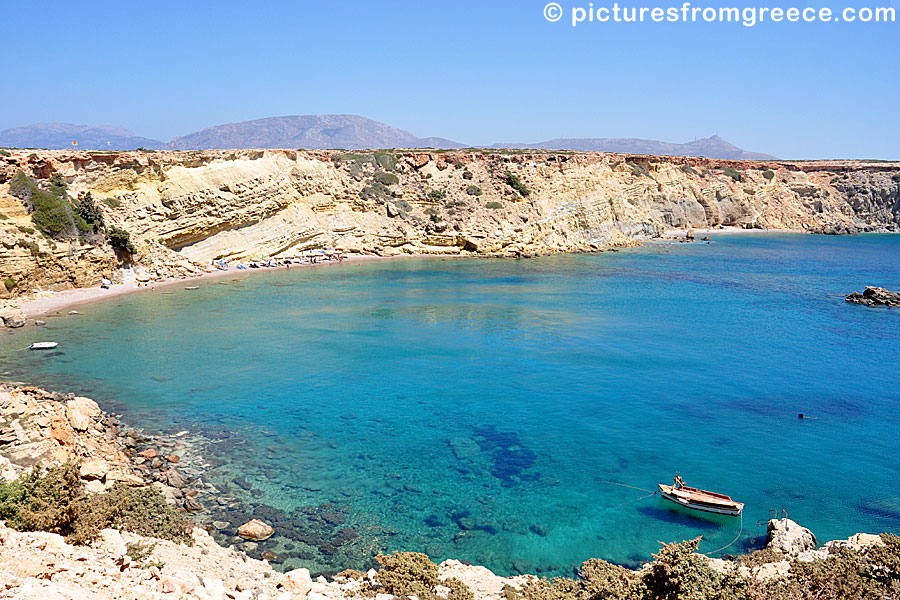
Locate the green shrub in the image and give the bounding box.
[70,484,192,545]
[506,173,530,196]
[31,189,73,236]
[9,171,80,237]
[335,569,366,581]
[485,201,503,209]
[372,552,469,600]
[3,277,15,291]
[107,226,136,254]
[74,192,104,232]
[681,164,698,176]
[0,462,81,535]
[427,190,446,201]
[644,537,747,600]
[626,161,650,177]
[376,172,400,186]
[722,166,743,182]
[374,151,399,172]
[463,170,474,180]
[763,169,776,181]
[16,225,35,234]
[466,185,482,196]
[0,463,192,545]
[445,199,467,208]
[126,541,164,569]
[514,557,645,600]
[0,149,10,156]
[49,173,67,196]
[360,183,392,201]
[102,197,122,209]
[393,199,413,213]
[0,213,7,220]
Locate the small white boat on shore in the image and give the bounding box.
[29,342,59,350]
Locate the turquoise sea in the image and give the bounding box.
[1,233,899,577]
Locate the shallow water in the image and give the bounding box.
[2,233,899,576]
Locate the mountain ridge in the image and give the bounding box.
[1,115,773,159]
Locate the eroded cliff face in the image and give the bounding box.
[0,149,898,295]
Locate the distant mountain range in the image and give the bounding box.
[0,115,775,159]
[491,135,775,160]
[0,123,166,151]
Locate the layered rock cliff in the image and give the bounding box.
[1,149,898,296]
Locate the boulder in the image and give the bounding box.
[166,467,187,489]
[152,481,180,506]
[766,518,817,556]
[78,458,109,480]
[0,310,26,328]
[183,495,204,512]
[138,448,158,459]
[846,286,900,307]
[66,397,102,431]
[238,519,275,541]
[279,567,313,595]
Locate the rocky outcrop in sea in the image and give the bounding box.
[846,286,900,307]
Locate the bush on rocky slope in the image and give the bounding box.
[354,552,473,600]
[0,463,192,545]
[510,536,900,600]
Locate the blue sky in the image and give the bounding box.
[3,0,898,158]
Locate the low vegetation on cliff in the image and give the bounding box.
[0,462,192,544]
[507,536,900,600]
[8,170,134,257]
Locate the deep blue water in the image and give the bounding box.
[1,233,899,576]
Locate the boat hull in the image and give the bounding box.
[29,342,59,350]
[658,484,743,516]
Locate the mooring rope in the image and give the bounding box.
[704,512,744,556]
[596,480,657,494]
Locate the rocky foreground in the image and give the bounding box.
[1,384,896,599]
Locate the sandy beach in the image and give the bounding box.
[664,226,805,237]
[17,254,387,320]
[14,230,803,320]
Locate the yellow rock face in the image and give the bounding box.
[0,149,897,296]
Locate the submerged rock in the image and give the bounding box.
[846,286,900,307]
[238,519,275,541]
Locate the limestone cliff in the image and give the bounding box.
[0,149,898,295]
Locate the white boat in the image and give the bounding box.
[29,342,59,350]
[658,475,744,516]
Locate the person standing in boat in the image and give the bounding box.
[674,475,685,490]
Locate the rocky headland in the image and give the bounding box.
[0,149,897,313]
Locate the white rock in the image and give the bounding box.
[66,397,101,431]
[766,518,817,556]
[99,528,127,557]
[85,479,106,494]
[79,458,109,480]
[280,567,313,595]
[203,576,226,600]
